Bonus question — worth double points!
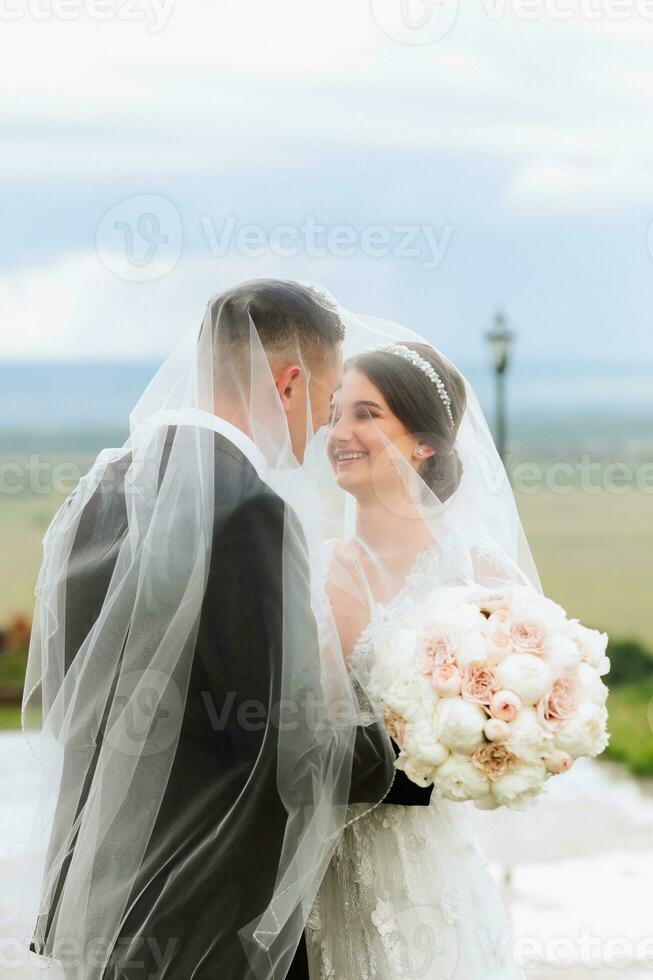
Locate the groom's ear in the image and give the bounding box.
[275,364,303,414]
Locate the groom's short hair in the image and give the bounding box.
[209,279,344,369]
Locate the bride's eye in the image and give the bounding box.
[355,409,377,421]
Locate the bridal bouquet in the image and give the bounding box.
[370,585,610,810]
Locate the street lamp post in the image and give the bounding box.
[485,313,514,465]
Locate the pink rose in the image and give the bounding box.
[510,615,547,655]
[537,677,578,729]
[461,663,498,708]
[487,629,513,662]
[544,749,574,774]
[419,630,457,675]
[431,663,462,697]
[484,717,510,742]
[489,689,522,722]
[489,608,510,627]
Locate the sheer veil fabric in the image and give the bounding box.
[15,280,538,980]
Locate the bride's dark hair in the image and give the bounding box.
[346,342,467,502]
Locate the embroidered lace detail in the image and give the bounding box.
[349,544,450,704]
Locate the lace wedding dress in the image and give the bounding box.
[305,545,526,980]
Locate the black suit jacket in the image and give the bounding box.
[30,428,398,980]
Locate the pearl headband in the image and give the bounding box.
[380,344,455,427]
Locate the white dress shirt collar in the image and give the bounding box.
[158,408,268,480]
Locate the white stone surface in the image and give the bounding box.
[2,733,652,978]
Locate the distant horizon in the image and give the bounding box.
[0,357,650,457]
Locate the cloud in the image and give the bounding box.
[503,161,653,213]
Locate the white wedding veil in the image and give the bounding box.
[12,280,540,980]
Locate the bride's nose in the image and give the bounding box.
[328,413,353,443]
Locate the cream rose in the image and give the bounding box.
[435,698,487,755]
[383,705,406,745]
[472,742,517,782]
[537,676,579,729]
[461,662,498,707]
[496,653,553,706]
[418,627,458,676]
[434,753,490,801]
[509,611,548,655]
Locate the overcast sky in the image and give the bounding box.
[2,0,653,387]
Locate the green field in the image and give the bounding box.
[516,487,652,645]
[2,482,651,644]
[1,479,651,776]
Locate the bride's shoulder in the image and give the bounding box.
[323,537,353,565]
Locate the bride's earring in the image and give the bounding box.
[415,446,426,458]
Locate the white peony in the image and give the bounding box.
[567,622,608,671]
[435,698,487,755]
[427,590,484,621]
[403,716,449,767]
[496,653,553,706]
[373,628,418,687]
[434,753,490,801]
[554,703,609,758]
[376,672,438,722]
[535,594,570,631]
[490,762,548,810]
[456,629,488,668]
[576,662,609,707]
[505,705,553,764]
[395,752,437,787]
[544,633,581,676]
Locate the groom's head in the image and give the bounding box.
[209,279,344,461]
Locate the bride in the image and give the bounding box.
[305,340,532,979]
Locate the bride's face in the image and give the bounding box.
[327,368,419,497]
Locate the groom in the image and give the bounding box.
[29,280,394,980]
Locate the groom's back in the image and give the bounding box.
[32,426,300,979]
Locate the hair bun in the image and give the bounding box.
[424,447,463,503]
